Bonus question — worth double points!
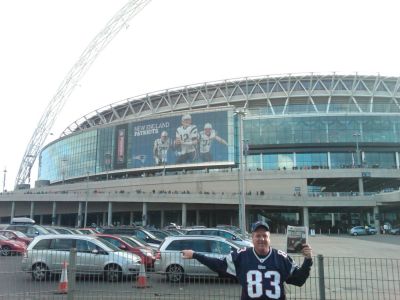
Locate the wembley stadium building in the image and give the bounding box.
[1,73,400,233]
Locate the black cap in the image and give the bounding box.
[251,221,270,232]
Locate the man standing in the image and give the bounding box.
[182,221,313,300]
[175,114,199,164]
[199,122,228,162]
[153,131,170,165]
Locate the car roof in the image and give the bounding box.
[163,235,232,242]
[31,234,98,241]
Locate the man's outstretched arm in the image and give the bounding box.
[181,250,232,275]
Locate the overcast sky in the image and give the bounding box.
[1,0,400,191]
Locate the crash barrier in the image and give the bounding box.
[0,250,399,299]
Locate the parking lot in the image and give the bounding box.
[0,233,399,299]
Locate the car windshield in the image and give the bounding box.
[95,237,121,251]
[122,236,148,248]
[13,231,28,238]
[35,226,50,234]
[141,229,158,240]
[120,236,141,247]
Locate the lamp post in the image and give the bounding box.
[2,167,6,193]
[84,171,89,228]
[235,108,247,237]
[353,132,361,167]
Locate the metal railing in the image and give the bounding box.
[0,250,399,299]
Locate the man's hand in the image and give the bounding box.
[301,244,312,259]
[181,250,194,259]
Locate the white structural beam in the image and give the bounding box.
[14,0,151,188]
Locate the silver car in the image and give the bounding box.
[22,234,141,282]
[154,235,240,282]
[185,228,253,248]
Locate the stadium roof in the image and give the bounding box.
[61,72,400,137]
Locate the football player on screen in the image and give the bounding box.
[182,221,313,300]
[199,122,228,162]
[153,131,170,165]
[175,114,199,164]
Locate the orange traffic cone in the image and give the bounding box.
[136,260,150,288]
[57,261,68,294]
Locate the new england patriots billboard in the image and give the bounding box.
[117,109,234,169]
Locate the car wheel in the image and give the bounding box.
[0,246,11,256]
[104,264,122,282]
[166,264,184,283]
[32,263,49,281]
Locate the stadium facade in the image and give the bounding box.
[1,73,400,232]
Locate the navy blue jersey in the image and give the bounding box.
[193,247,312,300]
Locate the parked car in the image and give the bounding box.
[102,227,162,248]
[155,235,240,282]
[185,228,253,248]
[349,226,368,236]
[21,234,141,282]
[76,228,99,235]
[0,230,33,245]
[389,226,400,235]
[5,224,50,238]
[148,229,172,240]
[367,226,378,235]
[95,234,155,268]
[0,235,27,256]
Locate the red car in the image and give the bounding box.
[0,230,33,245]
[0,235,27,256]
[95,234,155,268]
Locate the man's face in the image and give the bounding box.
[252,228,270,255]
[182,118,191,128]
[205,128,212,136]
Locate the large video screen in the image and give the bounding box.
[124,110,233,169]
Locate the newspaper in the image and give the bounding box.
[286,225,308,254]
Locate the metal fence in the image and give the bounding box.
[0,250,399,300]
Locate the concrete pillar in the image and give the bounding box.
[160,210,165,228]
[107,202,113,226]
[367,213,371,225]
[182,203,187,228]
[57,215,61,226]
[303,207,309,229]
[30,202,35,219]
[39,215,43,225]
[77,202,83,227]
[142,202,147,227]
[358,178,364,195]
[10,201,15,219]
[374,206,381,235]
[96,215,100,226]
[102,212,107,227]
[130,211,134,226]
[396,152,399,169]
[331,213,335,227]
[196,210,200,225]
[51,201,57,226]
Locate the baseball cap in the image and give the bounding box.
[251,221,270,233]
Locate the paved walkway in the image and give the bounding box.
[270,233,400,259]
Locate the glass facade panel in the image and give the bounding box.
[363,152,396,169]
[262,153,294,170]
[296,153,328,169]
[245,115,400,146]
[330,152,355,169]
